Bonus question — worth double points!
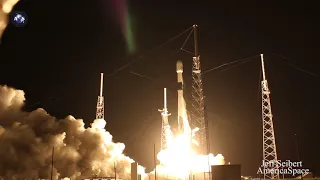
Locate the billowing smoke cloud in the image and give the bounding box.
[0,85,145,180]
[0,0,19,37]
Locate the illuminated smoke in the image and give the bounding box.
[0,0,19,37]
[0,85,146,180]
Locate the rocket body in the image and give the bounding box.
[176,60,184,133]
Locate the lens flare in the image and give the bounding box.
[112,0,136,54]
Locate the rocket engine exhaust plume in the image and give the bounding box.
[149,60,225,179]
[0,0,19,37]
[0,85,146,180]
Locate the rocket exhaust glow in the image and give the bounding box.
[150,59,225,179]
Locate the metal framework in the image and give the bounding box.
[177,60,184,134]
[159,88,172,150]
[96,73,105,119]
[191,24,208,155]
[260,54,279,179]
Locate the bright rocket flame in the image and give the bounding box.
[150,96,225,179]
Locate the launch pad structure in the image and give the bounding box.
[190,25,209,156]
[159,88,172,150]
[158,25,209,155]
[155,29,280,180]
[156,25,212,180]
[96,73,105,120]
[92,26,280,180]
[260,54,279,179]
[177,60,184,134]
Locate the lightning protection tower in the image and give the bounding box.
[158,88,172,150]
[260,54,279,179]
[191,24,208,155]
[96,73,105,119]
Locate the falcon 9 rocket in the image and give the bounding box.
[176,60,184,133]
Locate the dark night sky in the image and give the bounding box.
[0,0,319,177]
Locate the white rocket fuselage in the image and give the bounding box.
[176,60,184,133]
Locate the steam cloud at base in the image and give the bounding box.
[0,85,146,180]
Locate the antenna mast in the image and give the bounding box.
[96,73,105,119]
[159,88,172,150]
[260,54,279,179]
[191,24,208,155]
